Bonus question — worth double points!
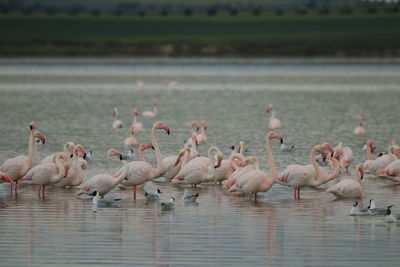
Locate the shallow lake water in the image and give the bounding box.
[0,58,400,266]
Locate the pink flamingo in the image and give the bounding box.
[213,154,244,184]
[142,98,158,118]
[196,120,207,144]
[327,164,364,199]
[186,120,200,146]
[277,143,339,199]
[117,121,170,199]
[1,122,46,193]
[354,117,365,135]
[112,108,124,129]
[55,145,85,187]
[364,144,399,175]
[228,132,282,199]
[42,141,75,164]
[172,146,223,186]
[77,162,130,198]
[160,147,188,181]
[266,105,282,129]
[18,152,69,198]
[376,159,400,182]
[333,142,353,174]
[124,125,137,147]
[224,156,259,188]
[131,108,143,133]
[362,140,375,171]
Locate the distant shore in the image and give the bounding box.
[1,12,399,57]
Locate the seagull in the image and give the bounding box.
[144,189,162,200]
[368,199,394,216]
[183,189,199,202]
[121,149,134,161]
[349,201,369,216]
[161,197,175,211]
[385,207,400,222]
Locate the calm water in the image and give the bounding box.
[0,58,400,266]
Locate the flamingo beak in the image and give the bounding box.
[118,153,123,161]
[36,133,46,144]
[214,155,223,168]
[161,125,170,135]
[328,148,334,157]
[83,153,87,160]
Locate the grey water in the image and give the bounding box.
[0,58,400,266]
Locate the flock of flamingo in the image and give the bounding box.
[1,100,400,218]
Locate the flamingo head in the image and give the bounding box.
[155,122,170,135]
[267,132,283,143]
[34,131,46,145]
[140,143,154,152]
[201,120,207,130]
[320,150,327,162]
[321,142,334,157]
[132,108,139,116]
[191,121,200,131]
[355,163,364,180]
[214,152,223,168]
[357,117,363,126]
[112,108,118,118]
[107,149,123,161]
[266,105,274,113]
[30,121,36,131]
[75,144,87,159]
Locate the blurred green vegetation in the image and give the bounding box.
[0,6,399,57]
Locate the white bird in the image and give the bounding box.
[349,201,369,216]
[112,107,124,129]
[385,207,400,222]
[368,199,394,216]
[280,142,295,152]
[160,197,175,211]
[144,188,162,200]
[183,189,199,202]
[266,105,282,129]
[142,98,158,118]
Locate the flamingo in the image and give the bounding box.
[277,143,339,199]
[364,145,398,175]
[42,141,75,164]
[376,159,400,181]
[354,117,365,135]
[1,122,46,193]
[228,132,282,199]
[224,156,259,188]
[18,152,69,198]
[124,125,137,147]
[117,121,170,199]
[213,154,244,184]
[333,142,353,174]
[186,120,200,146]
[326,163,364,199]
[112,107,124,129]
[131,108,143,133]
[172,146,223,186]
[76,162,129,198]
[266,105,282,129]
[196,120,207,144]
[55,145,85,187]
[142,98,158,118]
[160,147,188,181]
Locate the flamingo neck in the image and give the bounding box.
[320,158,340,185]
[133,113,137,125]
[310,146,321,178]
[238,142,244,155]
[113,163,129,186]
[366,144,373,160]
[388,146,398,160]
[153,105,157,115]
[265,136,277,181]
[190,139,198,158]
[54,154,66,182]
[27,129,35,169]
[139,148,146,161]
[270,110,275,122]
[150,125,163,178]
[31,133,41,166]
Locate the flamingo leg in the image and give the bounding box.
[42,185,46,199]
[254,193,257,201]
[14,184,18,195]
[38,186,41,198]
[297,188,301,199]
[133,185,136,200]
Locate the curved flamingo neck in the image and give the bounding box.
[113,163,129,187]
[310,146,321,178]
[27,129,35,169]
[190,138,198,157]
[270,110,275,123]
[139,148,146,161]
[265,136,277,181]
[54,154,66,182]
[321,158,340,184]
[150,125,163,178]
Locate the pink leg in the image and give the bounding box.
[38,186,41,198]
[293,188,297,199]
[14,184,18,195]
[297,188,300,199]
[254,193,257,201]
[42,185,45,199]
[133,185,136,200]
